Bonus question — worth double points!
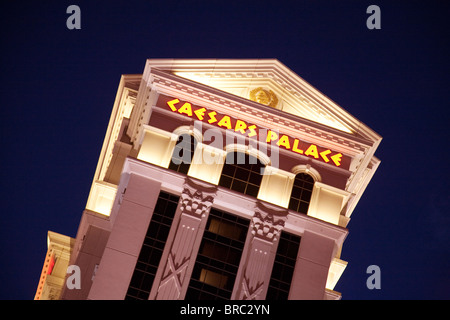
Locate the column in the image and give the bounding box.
[235,201,288,300]
[88,173,161,300]
[152,177,217,300]
[289,230,335,299]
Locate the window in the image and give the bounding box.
[186,209,249,300]
[218,152,264,198]
[168,134,197,174]
[288,173,314,214]
[125,192,179,300]
[266,231,301,300]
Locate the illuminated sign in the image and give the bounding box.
[156,95,349,169]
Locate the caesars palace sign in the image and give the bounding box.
[156,95,350,169]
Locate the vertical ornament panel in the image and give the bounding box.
[154,178,216,300]
[237,202,288,300]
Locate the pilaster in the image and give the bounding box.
[152,177,217,300]
[235,201,288,300]
[289,230,335,299]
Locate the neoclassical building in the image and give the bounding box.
[35,59,381,300]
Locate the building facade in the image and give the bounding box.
[34,59,381,300]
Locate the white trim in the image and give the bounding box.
[172,125,203,143]
[291,164,322,182]
[224,143,271,166]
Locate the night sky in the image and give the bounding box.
[1,1,449,300]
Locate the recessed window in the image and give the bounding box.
[125,192,179,300]
[218,152,264,197]
[186,208,249,300]
[266,231,301,300]
[288,173,314,214]
[168,134,197,174]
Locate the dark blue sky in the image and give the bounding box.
[1,1,449,300]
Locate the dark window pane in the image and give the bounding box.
[219,152,264,198]
[235,167,250,181]
[301,190,312,201]
[288,173,314,215]
[266,232,301,300]
[186,209,249,300]
[125,191,179,300]
[218,175,232,188]
[231,179,246,193]
[169,134,196,174]
[222,164,235,177]
[299,202,309,214]
[288,199,299,211]
[249,171,262,184]
[245,184,259,198]
[291,186,301,199]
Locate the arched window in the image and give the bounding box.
[288,173,314,214]
[168,134,197,174]
[218,152,265,197]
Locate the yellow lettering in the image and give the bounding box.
[194,107,206,120]
[178,102,193,117]
[277,135,291,149]
[319,149,332,162]
[266,130,278,143]
[217,115,232,129]
[304,144,319,159]
[167,99,179,112]
[234,120,247,134]
[208,111,218,124]
[331,153,343,166]
[292,139,303,154]
[247,125,257,137]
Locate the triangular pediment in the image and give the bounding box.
[145,59,381,144]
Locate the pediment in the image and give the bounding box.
[145,59,381,144]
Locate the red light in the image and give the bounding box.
[47,255,55,275]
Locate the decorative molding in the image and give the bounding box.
[249,87,278,108]
[251,201,289,242]
[155,177,217,300]
[150,72,370,155]
[156,252,190,300]
[148,71,380,199]
[179,177,216,218]
[122,158,348,246]
[291,164,322,182]
[237,201,289,300]
[141,60,381,218]
[241,272,265,300]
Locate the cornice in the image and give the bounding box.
[145,59,382,144]
[140,59,381,196]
